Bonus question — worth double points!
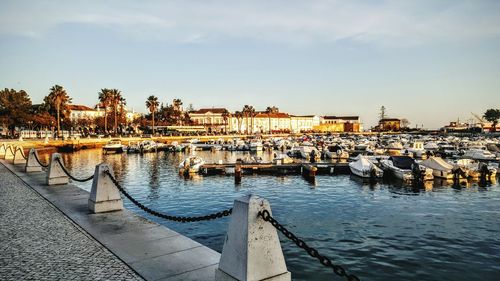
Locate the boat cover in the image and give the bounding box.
[421,157,453,171]
[350,156,372,170]
[389,156,415,169]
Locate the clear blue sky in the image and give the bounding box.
[1,0,499,129]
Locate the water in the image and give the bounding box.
[41,149,500,281]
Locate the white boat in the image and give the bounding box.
[349,156,383,178]
[126,141,141,153]
[273,153,294,164]
[462,149,498,161]
[406,142,426,159]
[420,156,462,180]
[453,159,497,179]
[249,140,263,151]
[179,156,205,174]
[299,146,321,162]
[380,156,434,181]
[103,139,125,154]
[325,145,349,160]
[140,140,158,153]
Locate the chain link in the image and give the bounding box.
[259,210,360,281]
[55,158,94,182]
[33,151,49,168]
[104,170,232,223]
[16,148,28,160]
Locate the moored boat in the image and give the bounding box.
[380,156,434,182]
[349,156,383,178]
[179,156,205,174]
[103,139,125,154]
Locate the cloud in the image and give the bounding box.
[1,0,499,46]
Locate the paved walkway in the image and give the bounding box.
[0,164,143,281]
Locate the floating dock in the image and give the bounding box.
[200,162,350,176]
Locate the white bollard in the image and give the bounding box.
[88,163,123,213]
[215,195,291,281]
[13,146,27,164]
[46,153,69,185]
[4,145,15,161]
[0,144,6,159]
[25,148,43,172]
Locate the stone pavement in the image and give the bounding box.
[0,164,144,281]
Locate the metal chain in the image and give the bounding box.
[104,170,232,223]
[259,210,360,281]
[55,158,94,182]
[33,151,49,168]
[16,148,28,160]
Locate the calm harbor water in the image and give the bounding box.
[43,149,500,281]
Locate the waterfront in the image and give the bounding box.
[40,149,500,281]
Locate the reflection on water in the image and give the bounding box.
[40,149,500,281]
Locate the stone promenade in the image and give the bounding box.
[0,164,143,281]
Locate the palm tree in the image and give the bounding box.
[98,88,112,133]
[242,105,250,134]
[146,95,159,134]
[47,85,71,137]
[221,109,231,134]
[109,89,125,134]
[265,106,273,134]
[234,111,243,134]
[248,105,256,134]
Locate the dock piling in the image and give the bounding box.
[235,160,242,184]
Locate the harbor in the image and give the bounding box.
[2,1,500,280]
[2,133,499,281]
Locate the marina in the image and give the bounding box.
[4,134,496,281]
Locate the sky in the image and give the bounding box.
[1,0,499,129]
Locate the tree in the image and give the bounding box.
[248,105,256,134]
[98,88,112,133]
[45,85,71,137]
[234,111,243,133]
[242,105,250,134]
[401,118,410,128]
[379,106,386,120]
[483,108,500,132]
[109,89,126,134]
[265,106,274,134]
[0,88,32,135]
[221,109,231,133]
[146,95,159,134]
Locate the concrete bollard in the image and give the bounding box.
[25,148,43,172]
[0,143,6,159]
[4,145,15,161]
[88,163,123,213]
[13,146,27,164]
[46,153,69,185]
[215,195,291,281]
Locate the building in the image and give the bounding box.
[189,108,230,133]
[68,105,104,121]
[314,116,362,132]
[290,115,321,133]
[125,108,142,122]
[378,118,401,132]
[250,112,292,133]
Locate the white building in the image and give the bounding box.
[68,105,104,121]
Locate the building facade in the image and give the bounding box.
[189,108,229,132]
[68,105,104,121]
[314,116,362,132]
[378,118,401,131]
